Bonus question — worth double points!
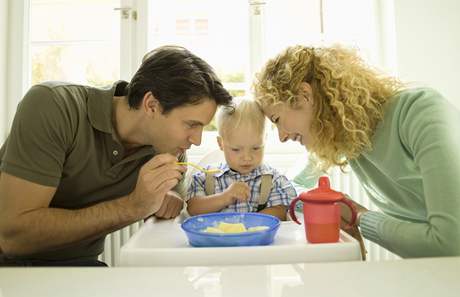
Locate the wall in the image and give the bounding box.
[393,0,460,108]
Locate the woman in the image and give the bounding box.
[254,45,460,258]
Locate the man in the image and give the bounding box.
[0,46,233,266]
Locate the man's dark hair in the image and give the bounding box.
[125,45,233,113]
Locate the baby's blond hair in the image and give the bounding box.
[216,99,266,138]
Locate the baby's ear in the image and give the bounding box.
[216,136,224,151]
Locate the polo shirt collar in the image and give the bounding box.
[87,80,127,134]
[86,81,155,162]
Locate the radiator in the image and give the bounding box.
[99,221,144,267]
[329,168,400,261]
[100,170,398,266]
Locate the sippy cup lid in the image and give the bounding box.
[298,176,344,202]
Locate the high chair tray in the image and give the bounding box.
[119,213,362,266]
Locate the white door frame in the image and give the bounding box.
[5,0,30,136]
[3,0,143,138]
[119,0,148,80]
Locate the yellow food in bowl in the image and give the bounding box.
[203,222,269,234]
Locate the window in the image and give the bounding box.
[30,0,121,87]
[146,0,249,134]
[23,0,380,156]
[264,0,322,59]
[142,0,380,154]
[260,0,380,148]
[147,0,249,100]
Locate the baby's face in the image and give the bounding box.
[218,127,264,175]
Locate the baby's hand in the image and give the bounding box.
[225,181,250,203]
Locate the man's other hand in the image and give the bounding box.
[154,191,184,219]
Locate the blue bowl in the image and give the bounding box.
[181,212,281,247]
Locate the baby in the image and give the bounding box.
[186,99,296,220]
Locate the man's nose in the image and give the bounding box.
[189,128,203,146]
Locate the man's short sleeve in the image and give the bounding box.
[0,85,73,187]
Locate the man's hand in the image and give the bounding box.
[128,154,186,219]
[154,191,184,219]
[224,182,250,203]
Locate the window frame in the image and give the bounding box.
[6,0,387,156]
[5,0,30,137]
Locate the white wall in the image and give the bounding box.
[0,0,8,142]
[393,0,460,108]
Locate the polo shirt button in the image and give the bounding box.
[113,150,119,156]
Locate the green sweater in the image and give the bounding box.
[295,88,460,258]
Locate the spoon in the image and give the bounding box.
[176,162,223,174]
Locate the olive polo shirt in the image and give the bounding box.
[0,81,186,261]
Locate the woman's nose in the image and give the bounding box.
[278,129,289,143]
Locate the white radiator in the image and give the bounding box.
[329,168,400,261]
[100,165,398,266]
[99,221,144,267]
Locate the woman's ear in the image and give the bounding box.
[299,82,313,103]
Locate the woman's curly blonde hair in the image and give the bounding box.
[254,45,404,171]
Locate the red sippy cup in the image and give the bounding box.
[289,176,357,243]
